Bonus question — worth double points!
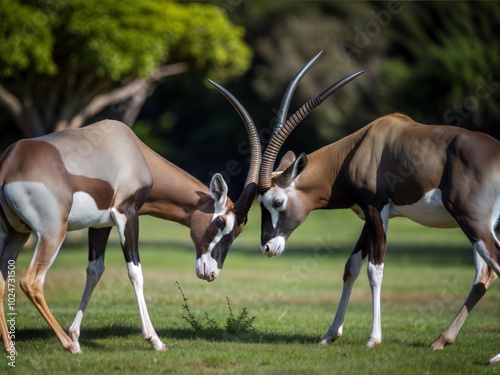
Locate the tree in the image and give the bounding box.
[0,0,251,137]
[376,1,500,137]
[209,1,386,149]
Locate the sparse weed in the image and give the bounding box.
[175,281,255,335]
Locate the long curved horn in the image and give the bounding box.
[274,50,323,133]
[259,69,365,193]
[209,80,262,224]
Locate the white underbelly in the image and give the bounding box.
[351,189,458,228]
[68,191,114,231]
[389,189,458,228]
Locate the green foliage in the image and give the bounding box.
[176,281,205,332]
[0,0,251,82]
[53,0,171,80]
[133,113,175,157]
[166,3,252,82]
[224,297,255,335]
[378,2,500,133]
[175,281,255,336]
[0,0,56,76]
[0,0,251,138]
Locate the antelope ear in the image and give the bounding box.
[273,153,308,188]
[210,173,228,210]
[276,151,297,172]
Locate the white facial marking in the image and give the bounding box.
[206,195,236,254]
[209,212,235,250]
[196,253,220,281]
[259,188,289,229]
[261,236,286,257]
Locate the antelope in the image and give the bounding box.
[0,80,260,354]
[257,52,500,364]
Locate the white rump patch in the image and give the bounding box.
[2,181,61,233]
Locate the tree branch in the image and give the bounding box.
[69,62,188,129]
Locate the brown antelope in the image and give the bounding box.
[0,81,261,354]
[257,53,500,364]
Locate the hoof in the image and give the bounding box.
[430,337,451,351]
[68,344,82,355]
[490,354,500,364]
[367,339,381,348]
[321,331,342,345]
[158,344,168,352]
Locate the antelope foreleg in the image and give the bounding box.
[69,227,111,348]
[365,204,388,348]
[322,224,368,344]
[321,250,365,344]
[367,261,384,347]
[127,262,167,351]
[68,257,105,348]
[113,204,167,352]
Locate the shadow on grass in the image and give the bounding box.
[16,325,320,348]
[230,242,474,267]
[59,237,475,267]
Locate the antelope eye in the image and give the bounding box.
[214,216,226,230]
[273,199,284,209]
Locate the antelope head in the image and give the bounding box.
[192,81,261,281]
[258,52,365,257]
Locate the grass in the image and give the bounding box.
[3,207,500,374]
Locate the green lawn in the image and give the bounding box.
[4,207,500,374]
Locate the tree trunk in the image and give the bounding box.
[0,83,45,137]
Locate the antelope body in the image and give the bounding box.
[0,81,261,353]
[257,53,500,363]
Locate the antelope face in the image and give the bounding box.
[255,54,363,258]
[259,152,309,257]
[191,174,245,282]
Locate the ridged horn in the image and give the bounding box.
[209,80,262,224]
[259,69,365,193]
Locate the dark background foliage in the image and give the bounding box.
[1,1,499,198]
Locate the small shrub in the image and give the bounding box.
[175,281,255,336]
[225,296,255,334]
